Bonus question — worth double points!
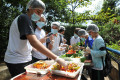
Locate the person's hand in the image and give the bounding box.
[62,44,68,47]
[63,39,67,44]
[49,35,54,41]
[80,46,85,49]
[85,47,91,54]
[40,37,47,43]
[50,40,54,45]
[55,57,67,67]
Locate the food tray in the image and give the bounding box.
[50,61,84,78]
[24,60,54,74]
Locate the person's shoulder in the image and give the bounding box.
[70,36,74,39]
[41,29,45,32]
[71,36,74,38]
[77,37,80,39]
[48,32,52,35]
[88,36,93,40]
[18,14,30,21]
[96,35,104,42]
[41,29,46,34]
[34,28,39,35]
[57,33,61,38]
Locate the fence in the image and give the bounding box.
[107,47,120,80]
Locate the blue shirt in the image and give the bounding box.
[85,36,94,49]
[90,35,106,70]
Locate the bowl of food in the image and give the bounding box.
[50,61,84,78]
[24,60,54,74]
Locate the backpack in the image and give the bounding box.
[100,43,112,77]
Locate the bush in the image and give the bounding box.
[99,17,120,43]
[107,41,120,60]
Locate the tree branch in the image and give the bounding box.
[73,1,81,10]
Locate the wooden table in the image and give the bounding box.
[11,72,81,80]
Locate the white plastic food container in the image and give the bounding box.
[50,61,84,78]
[24,60,54,74]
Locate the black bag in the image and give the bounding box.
[100,43,112,77]
[59,34,63,46]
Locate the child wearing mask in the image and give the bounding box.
[48,22,61,56]
[70,28,81,45]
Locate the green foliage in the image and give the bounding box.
[107,41,120,60]
[107,41,120,50]
[0,0,21,60]
[86,0,118,25]
[99,16,120,43]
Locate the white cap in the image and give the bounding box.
[26,0,45,11]
[59,26,65,30]
[86,24,99,32]
[51,22,60,29]
[78,29,88,36]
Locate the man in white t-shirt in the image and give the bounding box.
[70,28,81,45]
[4,0,66,77]
[32,14,48,62]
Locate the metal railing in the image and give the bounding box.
[106,47,120,80]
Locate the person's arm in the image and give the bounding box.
[48,40,54,50]
[84,39,87,47]
[89,40,93,49]
[63,38,67,44]
[48,34,54,50]
[32,47,38,52]
[70,37,73,45]
[27,34,57,60]
[39,37,47,43]
[78,38,80,43]
[27,35,67,67]
[90,39,106,57]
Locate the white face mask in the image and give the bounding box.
[51,29,58,34]
[36,22,45,29]
[31,13,41,21]
[60,33,64,37]
[89,35,92,38]
[74,34,78,38]
[81,38,85,41]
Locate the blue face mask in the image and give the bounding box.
[31,13,40,21]
[36,22,45,29]
[51,29,58,34]
[74,34,78,38]
[81,38,85,41]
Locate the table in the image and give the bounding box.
[11,71,81,80]
[11,59,93,80]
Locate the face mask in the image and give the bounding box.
[74,34,78,38]
[51,29,58,34]
[81,38,85,41]
[36,22,45,29]
[89,35,92,38]
[60,33,64,37]
[31,13,40,21]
